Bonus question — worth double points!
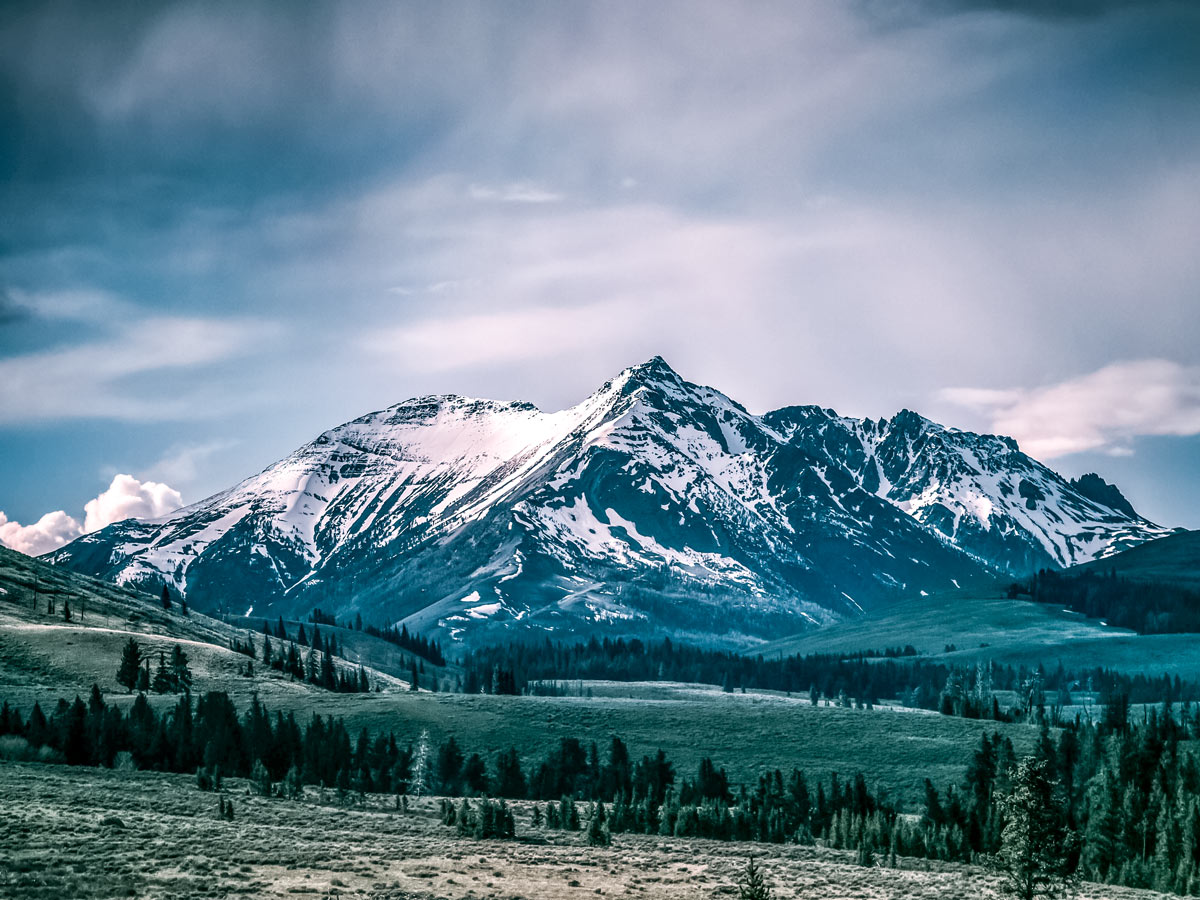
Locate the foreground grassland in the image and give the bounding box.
[0,762,1158,900]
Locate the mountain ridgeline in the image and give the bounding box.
[46,357,1170,648]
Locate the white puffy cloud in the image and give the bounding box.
[940,359,1200,459]
[83,474,184,532]
[0,474,183,558]
[0,510,83,557]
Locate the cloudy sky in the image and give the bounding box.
[2,0,1199,554]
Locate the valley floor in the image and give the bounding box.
[0,761,1164,900]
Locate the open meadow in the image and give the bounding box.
[0,761,1164,900]
[759,587,1200,682]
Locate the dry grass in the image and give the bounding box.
[0,761,1166,900]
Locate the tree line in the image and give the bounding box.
[227,627,374,693]
[1011,568,1200,634]
[458,636,1198,715]
[307,608,446,667]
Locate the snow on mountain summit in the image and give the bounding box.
[46,357,1171,648]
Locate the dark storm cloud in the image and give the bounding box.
[1,1,1199,528]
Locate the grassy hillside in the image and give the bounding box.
[759,585,1200,681]
[238,614,452,687]
[0,545,408,706]
[1072,529,1200,588]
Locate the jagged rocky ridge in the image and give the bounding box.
[46,357,1171,648]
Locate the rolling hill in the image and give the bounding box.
[0,544,413,707]
[760,530,1200,679]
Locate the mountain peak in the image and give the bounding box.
[888,408,938,434]
[622,355,682,385]
[47,357,1171,648]
[1069,472,1139,518]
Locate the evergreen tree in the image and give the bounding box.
[463,752,489,795]
[494,747,527,799]
[151,652,172,693]
[410,730,431,798]
[436,737,464,795]
[320,648,337,690]
[161,586,172,610]
[737,857,774,900]
[170,645,193,694]
[586,801,611,846]
[992,758,1076,900]
[117,638,142,693]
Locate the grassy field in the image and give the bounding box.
[759,587,1200,681]
[0,761,1161,900]
[282,683,1041,807]
[1074,529,1200,588]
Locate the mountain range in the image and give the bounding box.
[46,357,1172,648]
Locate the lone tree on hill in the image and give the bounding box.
[117,637,142,692]
[991,757,1077,900]
[161,586,172,610]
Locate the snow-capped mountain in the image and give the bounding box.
[46,357,1171,648]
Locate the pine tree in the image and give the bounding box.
[251,760,272,797]
[410,730,431,798]
[320,648,336,690]
[117,638,142,692]
[737,857,774,900]
[586,801,611,846]
[991,757,1076,900]
[161,586,172,610]
[170,645,193,694]
[151,652,172,693]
